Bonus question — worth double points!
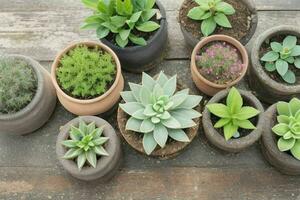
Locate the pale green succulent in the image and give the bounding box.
[119,72,202,155]
[62,120,109,170]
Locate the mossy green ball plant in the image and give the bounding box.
[0,57,37,114]
[119,72,202,155]
[62,120,109,170]
[56,45,116,99]
[272,98,300,160]
[206,87,260,140]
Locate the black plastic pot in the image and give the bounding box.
[249,26,300,104]
[261,104,300,175]
[202,89,264,153]
[101,1,168,73]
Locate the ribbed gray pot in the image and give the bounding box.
[202,89,264,153]
[249,25,300,104]
[0,55,57,135]
[56,116,122,181]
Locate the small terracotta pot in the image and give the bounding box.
[56,116,122,181]
[202,89,264,153]
[51,41,124,116]
[261,104,300,175]
[191,35,249,96]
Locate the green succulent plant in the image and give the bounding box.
[62,120,109,170]
[187,0,235,36]
[0,57,37,114]
[119,72,202,155]
[81,0,161,48]
[56,45,116,99]
[260,35,300,84]
[206,87,260,140]
[272,98,300,160]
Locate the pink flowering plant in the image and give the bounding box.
[196,42,244,85]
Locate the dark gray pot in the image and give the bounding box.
[202,89,264,153]
[56,116,122,181]
[101,0,168,73]
[249,26,300,104]
[0,55,57,135]
[261,104,300,175]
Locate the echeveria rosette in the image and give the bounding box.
[260,35,300,84]
[62,120,109,170]
[187,0,235,36]
[206,87,260,141]
[119,72,202,155]
[272,98,300,160]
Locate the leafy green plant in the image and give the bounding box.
[260,35,300,84]
[81,0,161,48]
[0,58,37,114]
[119,72,202,155]
[206,87,260,140]
[272,98,300,160]
[187,0,235,36]
[56,45,116,99]
[62,120,109,170]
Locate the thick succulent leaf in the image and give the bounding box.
[277,137,295,151]
[77,154,86,170]
[170,93,188,109]
[265,62,276,72]
[86,122,96,134]
[159,111,171,120]
[223,123,239,141]
[136,21,160,32]
[296,110,300,120]
[201,17,216,36]
[63,148,83,159]
[214,13,231,28]
[234,119,256,129]
[143,105,157,117]
[260,51,279,62]
[151,116,161,124]
[291,45,300,57]
[142,72,156,90]
[234,106,260,120]
[275,59,288,76]
[70,126,84,141]
[172,115,196,128]
[129,83,142,101]
[177,95,202,109]
[130,11,142,23]
[168,129,190,142]
[176,89,189,95]
[139,86,152,105]
[215,2,235,15]
[126,117,142,132]
[86,151,97,168]
[283,36,297,49]
[295,58,300,69]
[289,98,300,116]
[120,91,136,102]
[140,119,155,133]
[226,87,243,114]
[153,84,164,98]
[283,131,293,140]
[282,70,296,84]
[277,101,291,116]
[141,9,157,22]
[61,140,78,148]
[129,34,147,46]
[214,118,231,128]
[163,75,177,96]
[94,146,109,156]
[93,137,109,145]
[187,6,205,20]
[119,102,144,116]
[161,116,181,129]
[291,140,300,160]
[116,34,128,48]
[79,120,87,135]
[272,123,290,136]
[143,133,157,155]
[170,109,201,119]
[156,72,169,87]
[132,109,148,120]
[153,123,169,148]
[206,103,230,118]
[271,42,283,53]
[277,115,290,124]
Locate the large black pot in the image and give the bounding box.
[101,1,168,73]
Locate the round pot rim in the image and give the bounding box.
[0,54,44,120]
[251,25,300,92]
[191,34,249,89]
[100,0,166,51]
[51,40,122,104]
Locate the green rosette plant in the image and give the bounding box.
[119,72,202,155]
[272,98,300,160]
[81,0,161,48]
[260,35,300,84]
[187,0,235,36]
[206,87,260,140]
[62,120,109,170]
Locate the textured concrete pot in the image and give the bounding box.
[56,116,122,181]
[101,1,168,73]
[51,41,124,116]
[261,104,300,175]
[179,0,257,49]
[0,55,56,135]
[249,26,300,104]
[202,89,264,153]
[191,35,249,96]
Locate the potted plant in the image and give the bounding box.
[202,87,264,152]
[56,116,122,181]
[249,26,300,104]
[51,41,124,116]
[117,72,202,158]
[0,55,56,135]
[81,0,168,73]
[179,0,257,48]
[191,34,248,96]
[262,98,300,175]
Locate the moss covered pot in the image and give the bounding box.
[0,54,56,135]
[202,89,264,152]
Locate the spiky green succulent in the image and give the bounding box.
[119,72,202,155]
[272,98,300,160]
[62,120,109,170]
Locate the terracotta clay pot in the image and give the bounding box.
[51,41,124,116]
[202,89,264,153]
[0,55,57,135]
[261,104,300,175]
[191,35,249,96]
[56,116,122,181]
[249,26,300,104]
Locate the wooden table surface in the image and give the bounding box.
[1,0,300,199]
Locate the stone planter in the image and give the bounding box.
[56,116,122,181]
[0,54,56,135]
[202,89,264,152]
